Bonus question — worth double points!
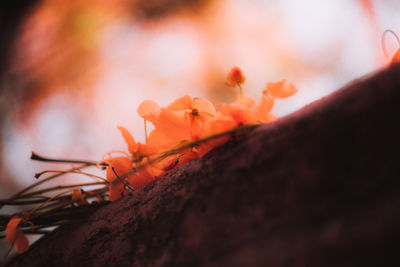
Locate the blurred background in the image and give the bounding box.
[0,0,400,257]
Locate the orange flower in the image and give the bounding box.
[185,97,217,140]
[106,155,162,198]
[136,142,159,157]
[106,157,135,202]
[6,216,29,253]
[137,100,161,124]
[138,96,193,147]
[117,126,158,160]
[231,94,255,108]
[199,114,237,139]
[72,189,89,205]
[158,108,191,138]
[218,104,255,125]
[218,91,278,125]
[197,114,237,155]
[218,95,257,125]
[146,128,181,151]
[117,126,138,157]
[167,96,216,119]
[138,96,219,170]
[265,80,298,98]
[254,93,275,122]
[227,66,246,87]
[166,95,192,111]
[144,96,217,148]
[103,71,299,201]
[190,98,217,119]
[127,166,158,190]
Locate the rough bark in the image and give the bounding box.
[6,65,400,266]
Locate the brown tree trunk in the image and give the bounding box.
[6,65,400,267]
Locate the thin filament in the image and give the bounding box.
[382,30,400,58]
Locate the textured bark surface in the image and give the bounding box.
[7,65,400,266]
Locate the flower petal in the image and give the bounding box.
[15,229,29,253]
[6,216,22,244]
[106,157,133,182]
[153,108,191,141]
[109,183,125,202]
[127,169,155,190]
[218,104,256,125]
[72,189,88,205]
[137,100,160,123]
[147,128,178,151]
[196,114,237,156]
[106,157,135,202]
[192,98,216,116]
[166,95,192,111]
[137,142,159,157]
[6,216,29,253]
[117,126,137,156]
[199,114,237,139]
[254,93,275,122]
[265,80,298,98]
[232,94,255,108]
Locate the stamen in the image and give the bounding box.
[238,83,243,95]
[100,150,130,164]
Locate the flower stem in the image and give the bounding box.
[31,152,106,166]
[17,182,107,200]
[4,165,92,201]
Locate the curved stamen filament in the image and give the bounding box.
[382,29,400,58]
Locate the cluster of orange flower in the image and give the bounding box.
[104,67,297,202]
[5,66,297,254]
